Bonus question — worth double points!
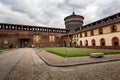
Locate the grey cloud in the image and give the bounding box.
[0,0,120,28]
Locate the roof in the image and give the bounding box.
[64,12,84,21]
[84,12,120,27]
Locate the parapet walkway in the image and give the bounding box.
[35,49,120,67]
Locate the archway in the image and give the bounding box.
[19,38,30,48]
[112,37,119,46]
[91,39,96,46]
[100,38,105,46]
[85,40,88,46]
[80,41,82,46]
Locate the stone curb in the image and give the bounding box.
[35,49,120,67]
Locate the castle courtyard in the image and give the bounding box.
[0,48,120,80]
[0,0,120,80]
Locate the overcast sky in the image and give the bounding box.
[0,0,120,29]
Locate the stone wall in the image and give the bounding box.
[0,23,66,48]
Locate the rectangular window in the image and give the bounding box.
[12,26,14,30]
[49,35,55,42]
[5,25,8,29]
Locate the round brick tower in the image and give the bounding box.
[64,12,84,32]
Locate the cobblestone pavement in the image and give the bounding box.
[0,49,27,80]
[3,48,120,80]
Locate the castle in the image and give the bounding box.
[0,12,120,49]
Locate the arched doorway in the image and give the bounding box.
[80,41,82,46]
[100,38,105,46]
[112,37,119,46]
[85,40,88,46]
[19,39,30,48]
[91,39,96,46]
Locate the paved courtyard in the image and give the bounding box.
[0,48,120,80]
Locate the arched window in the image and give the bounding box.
[111,25,117,32]
[91,30,94,36]
[0,25,2,29]
[85,40,88,46]
[99,28,103,34]
[80,41,82,46]
[100,38,105,46]
[80,33,82,37]
[85,32,87,37]
[91,39,96,46]
[112,37,119,46]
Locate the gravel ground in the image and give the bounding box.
[4,48,120,80]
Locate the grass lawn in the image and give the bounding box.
[42,47,120,57]
[0,48,8,51]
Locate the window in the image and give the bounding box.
[100,38,105,46]
[91,30,94,36]
[80,33,82,37]
[27,28,29,31]
[35,28,37,31]
[112,37,119,46]
[76,34,78,38]
[21,27,23,30]
[44,29,46,31]
[85,40,88,46]
[49,29,51,32]
[85,32,87,37]
[29,28,32,31]
[38,28,39,31]
[12,26,15,29]
[40,29,41,31]
[91,39,96,46]
[18,27,21,30]
[77,34,79,38]
[33,28,34,31]
[49,35,55,42]
[6,25,8,29]
[53,30,55,32]
[111,25,117,32]
[33,35,41,43]
[9,25,11,29]
[24,27,26,30]
[99,28,103,34]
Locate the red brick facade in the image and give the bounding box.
[0,23,67,48]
